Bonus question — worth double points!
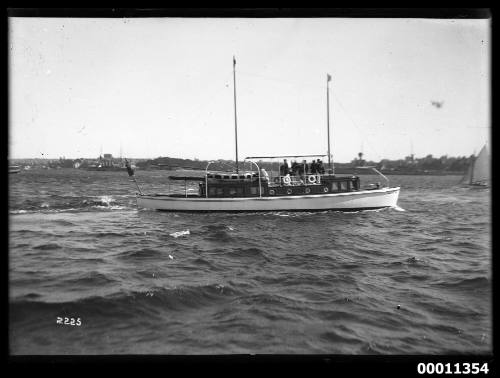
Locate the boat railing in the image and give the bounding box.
[271,173,323,186]
[204,160,263,198]
[354,166,390,187]
[246,160,262,197]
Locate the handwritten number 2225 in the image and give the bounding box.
[56,317,82,326]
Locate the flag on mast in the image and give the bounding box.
[233,56,236,66]
[327,73,332,82]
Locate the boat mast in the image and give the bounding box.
[326,73,333,174]
[233,56,239,174]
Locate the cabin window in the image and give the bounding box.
[215,175,222,179]
[209,187,216,196]
[231,175,238,180]
[352,179,359,190]
[335,182,346,192]
[239,175,245,179]
[223,175,230,179]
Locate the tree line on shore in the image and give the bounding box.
[134,153,473,174]
[11,153,474,174]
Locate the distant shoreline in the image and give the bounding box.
[10,166,464,176]
[9,156,470,177]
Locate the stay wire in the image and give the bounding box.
[240,69,382,161]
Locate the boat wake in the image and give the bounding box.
[10,194,135,214]
[392,205,406,212]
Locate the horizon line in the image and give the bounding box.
[9,152,475,163]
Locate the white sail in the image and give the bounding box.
[471,145,490,184]
[461,161,473,184]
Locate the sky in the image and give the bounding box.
[8,17,490,162]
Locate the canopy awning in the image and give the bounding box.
[245,154,327,160]
[168,176,205,181]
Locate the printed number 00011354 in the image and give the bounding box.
[417,363,489,375]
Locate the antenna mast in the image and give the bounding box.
[326,74,333,174]
[233,56,239,174]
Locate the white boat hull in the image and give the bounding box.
[136,187,400,212]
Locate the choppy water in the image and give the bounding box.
[9,169,491,354]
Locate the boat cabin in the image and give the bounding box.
[169,172,361,198]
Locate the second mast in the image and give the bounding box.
[233,56,239,174]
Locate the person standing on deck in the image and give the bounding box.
[302,160,309,176]
[291,161,298,176]
[310,160,317,174]
[280,159,290,176]
[317,159,325,174]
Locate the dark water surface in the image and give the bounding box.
[9,169,491,354]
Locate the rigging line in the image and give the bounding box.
[238,70,384,161]
[332,95,382,161]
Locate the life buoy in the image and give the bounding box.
[286,188,293,195]
[323,186,329,193]
[269,189,275,196]
[308,175,316,184]
[283,176,291,185]
[305,187,311,194]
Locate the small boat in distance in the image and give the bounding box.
[461,145,490,188]
[9,165,21,174]
[131,58,400,212]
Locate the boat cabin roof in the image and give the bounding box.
[168,176,205,181]
[207,172,259,180]
[168,172,260,181]
[245,154,326,160]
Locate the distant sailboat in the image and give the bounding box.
[462,145,490,187]
[9,165,21,174]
